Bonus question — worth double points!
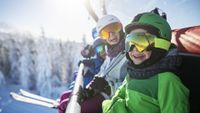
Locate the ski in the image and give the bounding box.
[10,92,58,108]
[19,89,58,104]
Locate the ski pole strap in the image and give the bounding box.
[100,51,126,77]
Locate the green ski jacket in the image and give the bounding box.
[102,72,189,113]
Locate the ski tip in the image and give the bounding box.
[9,92,58,109]
[10,92,15,96]
[19,89,24,93]
[10,92,18,97]
[10,92,18,100]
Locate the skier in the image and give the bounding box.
[62,14,127,113]
[102,10,189,113]
[58,37,106,113]
[82,14,128,113]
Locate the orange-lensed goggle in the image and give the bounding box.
[100,23,122,39]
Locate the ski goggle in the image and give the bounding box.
[100,22,122,39]
[95,45,105,54]
[125,32,171,52]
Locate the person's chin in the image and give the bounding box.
[132,58,144,65]
[133,61,142,65]
[110,41,118,45]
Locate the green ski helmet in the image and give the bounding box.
[125,12,172,51]
[125,12,172,68]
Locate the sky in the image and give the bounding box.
[105,0,200,29]
[0,0,96,42]
[0,0,200,43]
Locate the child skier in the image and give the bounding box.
[102,10,189,113]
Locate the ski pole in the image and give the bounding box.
[65,63,85,113]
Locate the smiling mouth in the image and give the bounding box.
[133,54,145,59]
[110,38,117,42]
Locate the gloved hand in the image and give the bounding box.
[80,88,95,101]
[87,76,111,95]
[78,59,95,67]
[81,44,95,58]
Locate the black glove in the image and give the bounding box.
[87,76,111,95]
[78,59,95,67]
[81,44,95,58]
[80,88,95,102]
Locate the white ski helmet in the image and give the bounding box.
[96,15,122,34]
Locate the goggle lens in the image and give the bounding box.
[126,33,155,52]
[100,23,121,39]
[95,45,105,54]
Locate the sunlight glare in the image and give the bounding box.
[42,0,94,42]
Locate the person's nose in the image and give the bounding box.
[109,32,116,36]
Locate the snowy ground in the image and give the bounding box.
[0,84,57,113]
